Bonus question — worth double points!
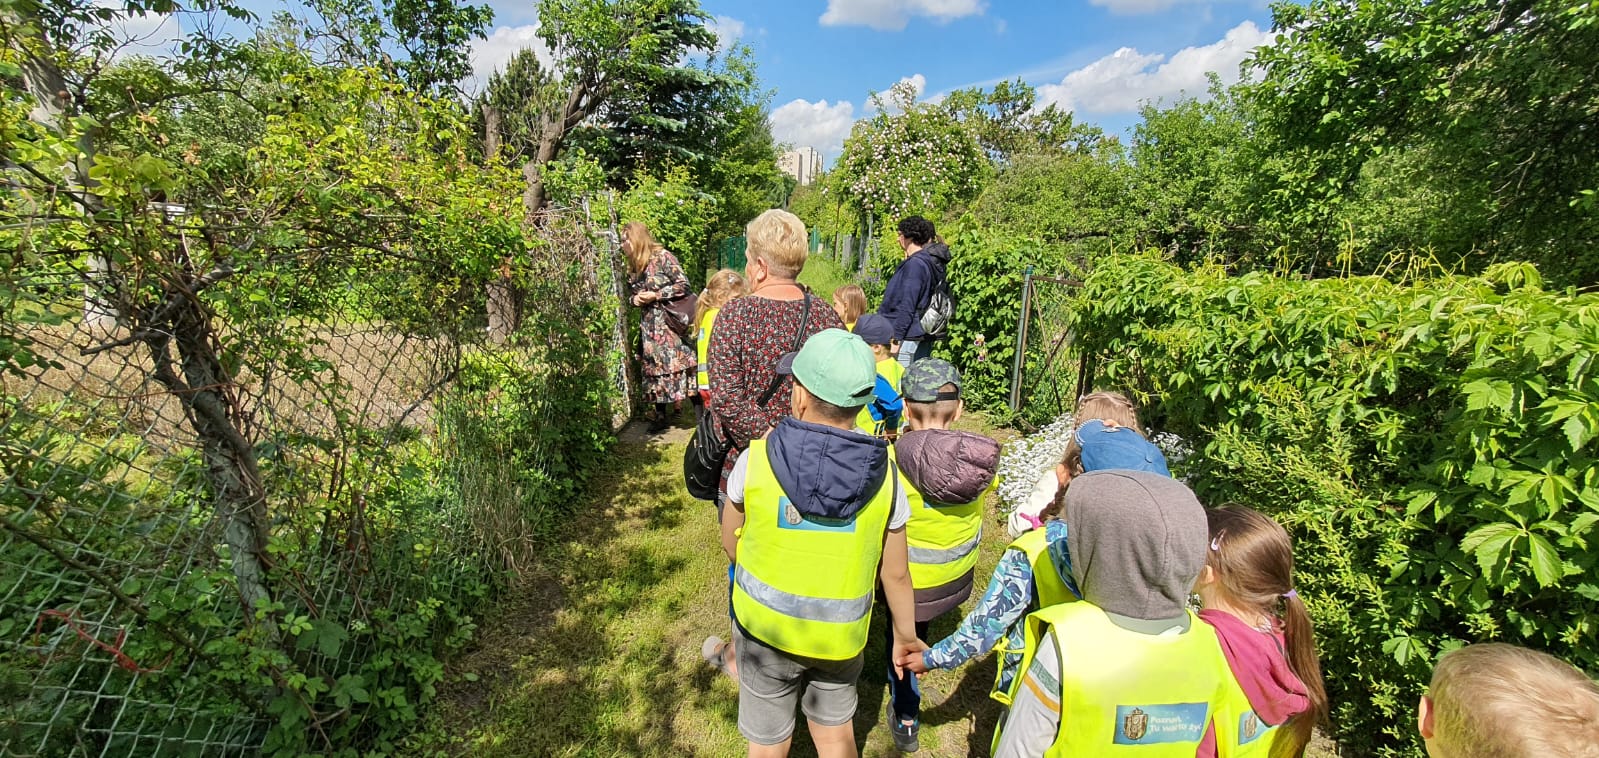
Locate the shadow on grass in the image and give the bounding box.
[419,428,746,756]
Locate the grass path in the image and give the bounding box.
[415,415,1019,757]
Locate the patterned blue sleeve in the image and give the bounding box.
[923,547,1035,669]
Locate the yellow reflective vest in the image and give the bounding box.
[998,602,1232,757]
[990,527,1079,705]
[696,307,719,392]
[905,480,985,591]
[731,440,898,661]
[1214,657,1282,758]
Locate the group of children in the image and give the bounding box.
[689,270,1599,758]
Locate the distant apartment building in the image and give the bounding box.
[778,146,823,186]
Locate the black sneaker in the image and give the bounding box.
[887,699,919,752]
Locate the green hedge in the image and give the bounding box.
[1068,255,1599,756]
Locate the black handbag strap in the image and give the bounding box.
[757,294,812,408]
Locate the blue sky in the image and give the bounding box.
[113,0,1281,165]
[469,0,1280,165]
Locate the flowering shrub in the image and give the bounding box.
[833,82,989,220]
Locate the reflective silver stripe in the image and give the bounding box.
[697,362,709,372]
[735,564,871,624]
[908,532,981,566]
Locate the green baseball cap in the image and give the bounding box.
[776,328,877,408]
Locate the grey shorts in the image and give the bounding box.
[734,623,865,745]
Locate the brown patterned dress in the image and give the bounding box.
[629,249,696,404]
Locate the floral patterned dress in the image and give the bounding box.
[629,249,696,403]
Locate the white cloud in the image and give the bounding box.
[1036,21,1270,115]
[819,0,986,31]
[994,18,1008,34]
[770,98,857,165]
[467,24,555,94]
[706,15,746,53]
[1088,0,1208,14]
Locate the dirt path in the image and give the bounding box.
[416,416,1014,757]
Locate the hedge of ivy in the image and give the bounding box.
[1067,255,1599,755]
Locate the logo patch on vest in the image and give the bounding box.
[1112,703,1208,745]
[1239,710,1270,744]
[775,496,857,533]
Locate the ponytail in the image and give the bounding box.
[1205,505,1329,758]
[1275,592,1328,758]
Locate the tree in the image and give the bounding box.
[940,80,1099,163]
[515,0,719,216]
[306,0,493,96]
[1247,0,1599,283]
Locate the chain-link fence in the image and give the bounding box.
[1008,269,1085,428]
[0,203,623,756]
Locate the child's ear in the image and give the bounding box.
[1055,462,1072,488]
[1192,564,1217,593]
[1417,695,1435,740]
[952,399,964,423]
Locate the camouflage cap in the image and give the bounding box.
[903,357,962,402]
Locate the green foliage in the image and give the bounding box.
[306,0,494,95]
[1069,254,1599,755]
[969,150,1128,254]
[1248,0,1599,285]
[619,166,718,284]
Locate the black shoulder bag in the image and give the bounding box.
[683,296,813,501]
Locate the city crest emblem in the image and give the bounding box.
[1122,707,1149,741]
[785,503,803,525]
[1242,712,1261,741]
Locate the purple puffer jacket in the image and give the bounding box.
[895,428,1001,621]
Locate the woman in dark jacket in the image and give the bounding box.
[624,221,696,432]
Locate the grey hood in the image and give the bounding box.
[1064,470,1207,621]
[766,416,890,520]
[895,429,998,504]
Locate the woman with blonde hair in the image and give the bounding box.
[623,221,697,432]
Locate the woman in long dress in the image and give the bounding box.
[623,221,696,432]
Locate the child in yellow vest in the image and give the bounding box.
[849,313,904,439]
[1194,505,1326,758]
[901,413,1171,705]
[695,268,748,406]
[992,471,1231,757]
[880,358,999,752]
[1419,643,1599,758]
[711,328,926,758]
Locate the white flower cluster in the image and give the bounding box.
[995,413,1078,515]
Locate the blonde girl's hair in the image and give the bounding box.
[1427,643,1599,758]
[1205,505,1329,758]
[622,221,664,275]
[695,268,748,327]
[1075,390,1143,433]
[832,285,867,326]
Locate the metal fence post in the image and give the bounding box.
[1009,265,1035,412]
